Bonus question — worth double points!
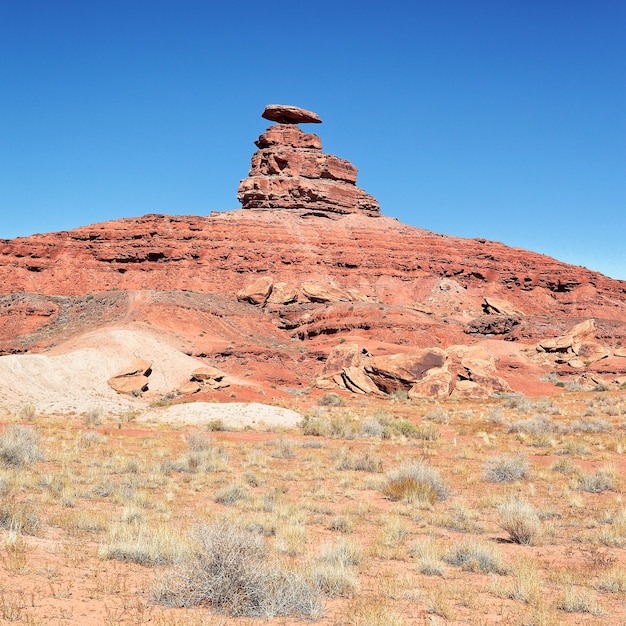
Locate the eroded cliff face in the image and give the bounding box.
[1,209,625,398]
[1,209,623,312]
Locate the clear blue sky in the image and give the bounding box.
[1,1,624,279]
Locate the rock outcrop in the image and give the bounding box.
[108,358,152,394]
[537,319,610,368]
[238,105,380,216]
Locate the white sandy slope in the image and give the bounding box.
[0,328,204,414]
[139,402,303,429]
[0,328,304,429]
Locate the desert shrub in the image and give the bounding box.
[573,467,615,493]
[360,416,385,438]
[414,422,440,441]
[185,430,212,451]
[433,505,484,534]
[336,448,383,472]
[483,454,530,483]
[300,415,329,437]
[317,539,363,567]
[152,521,322,617]
[444,538,507,574]
[318,392,344,407]
[497,497,541,545]
[0,425,42,468]
[308,562,358,597]
[328,414,358,439]
[422,408,450,424]
[388,418,418,438]
[502,394,533,412]
[533,399,562,415]
[390,388,409,401]
[556,439,591,456]
[0,499,40,535]
[568,418,611,434]
[557,586,603,615]
[485,407,506,424]
[169,444,229,474]
[214,483,249,506]
[596,566,626,593]
[76,430,104,449]
[16,403,37,421]
[384,461,447,504]
[301,439,326,449]
[327,514,354,533]
[550,458,578,475]
[269,438,296,459]
[506,415,561,435]
[84,405,104,426]
[206,418,226,432]
[411,537,445,576]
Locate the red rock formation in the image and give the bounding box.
[237,107,380,215]
[1,210,626,395]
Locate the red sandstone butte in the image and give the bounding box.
[238,106,380,216]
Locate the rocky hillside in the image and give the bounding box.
[1,104,625,404]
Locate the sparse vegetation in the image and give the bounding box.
[483,453,530,483]
[0,390,623,624]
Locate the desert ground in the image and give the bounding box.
[0,385,624,626]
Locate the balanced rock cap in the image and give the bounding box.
[262,104,322,124]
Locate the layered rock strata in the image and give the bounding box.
[238,106,380,215]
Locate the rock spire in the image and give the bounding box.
[237,104,380,216]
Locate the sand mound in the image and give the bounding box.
[140,402,303,429]
[0,328,207,414]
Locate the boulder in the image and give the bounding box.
[178,381,202,395]
[323,342,364,376]
[408,367,453,399]
[301,281,350,303]
[192,366,226,381]
[483,297,523,316]
[267,282,298,305]
[237,276,274,306]
[108,374,149,394]
[554,319,597,353]
[364,349,447,394]
[465,315,520,336]
[576,342,610,364]
[262,104,322,124]
[111,358,152,378]
[107,358,152,394]
[314,378,335,390]
[342,366,384,395]
[451,379,484,398]
[332,374,348,390]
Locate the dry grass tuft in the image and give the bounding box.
[384,461,447,505]
[497,497,542,545]
[0,425,42,468]
[445,538,508,574]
